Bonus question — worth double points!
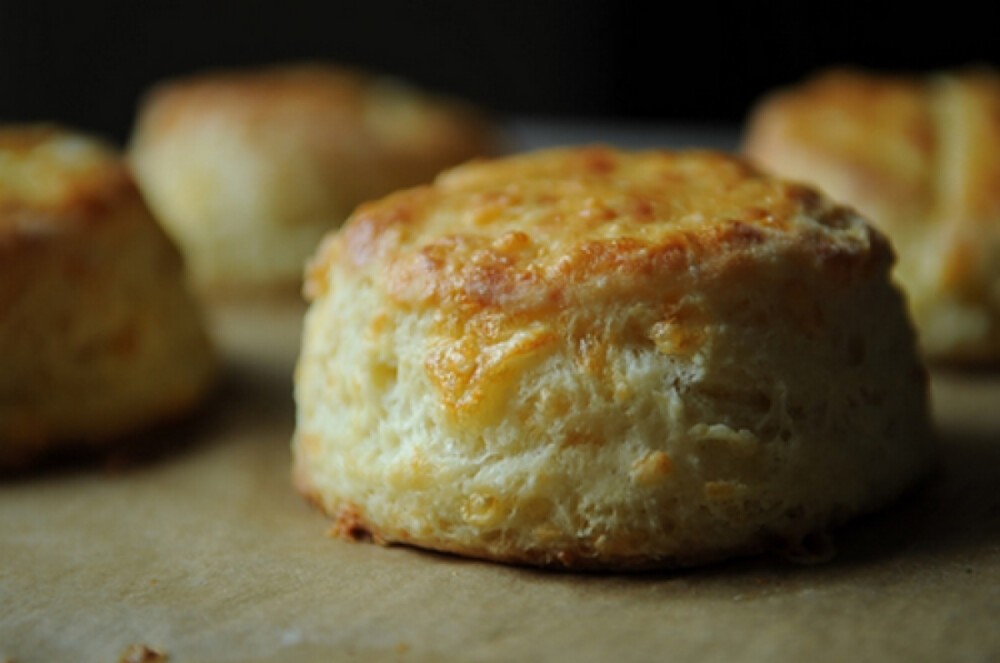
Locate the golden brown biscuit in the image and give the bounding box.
[0,126,215,468]
[293,147,935,570]
[128,63,500,295]
[744,68,1000,362]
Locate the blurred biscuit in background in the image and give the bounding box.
[128,63,501,297]
[744,68,1000,362]
[293,147,935,569]
[0,126,215,469]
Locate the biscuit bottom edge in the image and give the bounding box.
[293,461,934,572]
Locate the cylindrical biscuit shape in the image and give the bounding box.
[744,68,1000,362]
[0,126,215,468]
[128,63,500,295]
[293,147,936,569]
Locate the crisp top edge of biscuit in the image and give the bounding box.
[307,147,890,303]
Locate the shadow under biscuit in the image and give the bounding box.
[0,383,228,482]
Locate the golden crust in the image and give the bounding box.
[308,148,890,419]
[294,147,934,570]
[0,126,216,467]
[744,68,1000,361]
[314,147,884,287]
[128,63,500,294]
[311,148,887,307]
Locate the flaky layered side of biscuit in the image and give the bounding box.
[0,126,215,467]
[293,147,935,569]
[128,63,499,295]
[744,69,1000,361]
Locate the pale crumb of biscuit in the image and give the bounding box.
[462,493,503,527]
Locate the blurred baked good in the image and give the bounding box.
[128,63,500,295]
[744,68,1000,361]
[0,125,215,468]
[292,146,935,569]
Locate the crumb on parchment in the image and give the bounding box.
[118,644,168,663]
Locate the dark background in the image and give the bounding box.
[2,1,998,144]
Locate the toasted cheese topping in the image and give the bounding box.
[307,148,890,418]
[310,147,886,308]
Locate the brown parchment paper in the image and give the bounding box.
[3,299,1000,663]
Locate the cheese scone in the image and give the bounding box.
[744,68,1000,362]
[128,63,500,295]
[0,126,215,469]
[293,147,935,570]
